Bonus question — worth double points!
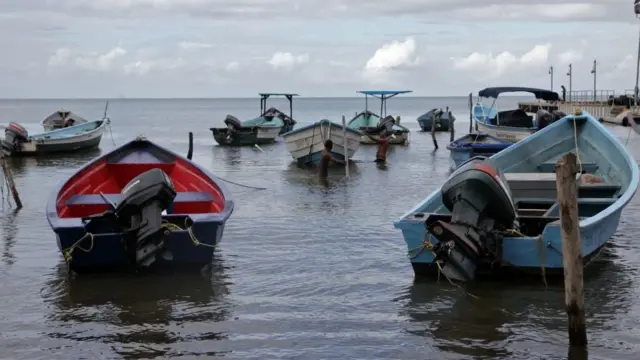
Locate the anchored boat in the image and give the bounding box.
[46,136,234,273]
[211,93,298,146]
[447,132,513,169]
[394,110,639,281]
[41,109,89,131]
[347,90,411,145]
[473,87,563,142]
[282,119,362,166]
[417,108,454,132]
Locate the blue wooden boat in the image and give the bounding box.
[281,119,363,166]
[473,87,562,142]
[1,119,108,157]
[394,109,639,281]
[447,132,513,168]
[348,90,412,145]
[417,108,454,132]
[46,136,234,273]
[211,93,298,146]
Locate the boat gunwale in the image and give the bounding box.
[30,120,108,141]
[281,119,363,137]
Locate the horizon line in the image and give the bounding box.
[0,94,539,101]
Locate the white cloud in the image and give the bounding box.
[558,49,583,64]
[362,37,418,83]
[74,47,126,71]
[451,43,551,77]
[123,58,185,75]
[267,52,309,71]
[178,41,213,50]
[225,61,240,72]
[47,48,72,67]
[452,3,604,21]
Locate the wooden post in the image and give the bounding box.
[1,157,22,209]
[555,152,587,348]
[448,107,455,143]
[431,111,438,149]
[468,93,473,134]
[186,132,193,160]
[341,115,349,178]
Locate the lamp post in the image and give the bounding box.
[549,66,554,91]
[634,0,640,106]
[591,60,596,102]
[567,63,572,102]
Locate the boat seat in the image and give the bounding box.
[537,161,598,173]
[542,197,617,217]
[66,192,214,215]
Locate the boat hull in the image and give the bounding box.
[474,121,535,142]
[447,133,513,168]
[46,137,235,273]
[417,117,449,132]
[394,111,639,279]
[211,126,280,146]
[282,119,362,166]
[7,120,106,156]
[359,131,409,145]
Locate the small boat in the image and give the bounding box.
[417,108,454,132]
[211,93,298,146]
[473,87,563,142]
[1,119,108,157]
[348,90,412,145]
[46,136,234,273]
[41,109,89,131]
[616,109,640,133]
[447,132,513,168]
[394,109,639,281]
[282,119,362,166]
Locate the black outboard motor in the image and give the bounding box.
[1,122,29,156]
[364,115,396,137]
[114,168,177,268]
[224,115,243,130]
[551,110,567,122]
[427,156,516,281]
[536,109,554,130]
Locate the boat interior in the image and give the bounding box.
[56,142,227,218]
[350,110,408,133]
[408,117,630,238]
[31,120,104,140]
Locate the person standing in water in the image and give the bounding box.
[374,133,390,163]
[318,139,346,177]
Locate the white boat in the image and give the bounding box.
[41,109,89,131]
[281,119,362,166]
[473,87,563,142]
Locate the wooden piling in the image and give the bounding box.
[468,93,473,134]
[448,107,455,143]
[187,132,194,160]
[555,152,587,348]
[341,115,349,178]
[431,112,438,149]
[0,156,22,209]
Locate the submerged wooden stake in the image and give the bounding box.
[341,115,349,178]
[187,132,194,160]
[448,106,455,143]
[555,152,587,348]
[1,156,22,209]
[431,111,438,149]
[468,92,473,134]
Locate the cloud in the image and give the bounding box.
[48,47,127,71]
[178,41,213,50]
[123,58,184,75]
[225,61,240,72]
[362,37,418,83]
[267,52,309,71]
[558,49,583,64]
[451,43,551,78]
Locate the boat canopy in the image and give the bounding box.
[478,87,559,101]
[258,93,299,119]
[357,90,412,99]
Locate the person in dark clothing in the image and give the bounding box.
[318,139,346,177]
[374,133,390,163]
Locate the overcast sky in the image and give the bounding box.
[0,0,637,98]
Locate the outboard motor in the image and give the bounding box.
[427,156,516,281]
[551,110,567,122]
[113,168,177,268]
[536,109,554,130]
[224,115,243,130]
[1,122,29,156]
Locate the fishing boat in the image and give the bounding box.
[347,90,411,145]
[447,132,513,168]
[417,108,454,132]
[1,119,108,157]
[46,136,234,273]
[210,93,298,146]
[394,109,639,281]
[473,87,563,142]
[282,119,362,166]
[41,109,89,131]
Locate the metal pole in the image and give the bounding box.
[591,60,597,102]
[636,28,640,107]
[567,64,572,102]
[549,66,554,91]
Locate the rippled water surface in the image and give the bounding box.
[0,97,639,359]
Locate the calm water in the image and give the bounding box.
[0,97,639,360]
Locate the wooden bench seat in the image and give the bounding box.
[537,161,598,173]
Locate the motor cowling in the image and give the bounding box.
[1,122,29,155]
[224,115,243,130]
[114,168,177,268]
[551,110,567,122]
[536,109,554,130]
[428,156,516,281]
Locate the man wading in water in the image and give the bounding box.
[318,139,346,177]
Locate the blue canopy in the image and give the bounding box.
[357,90,412,96]
[478,87,559,101]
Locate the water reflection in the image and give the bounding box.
[5,148,103,170]
[42,256,232,359]
[283,161,361,189]
[400,246,632,359]
[1,209,19,266]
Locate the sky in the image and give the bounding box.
[0,0,638,98]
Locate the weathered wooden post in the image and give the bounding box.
[448,107,455,143]
[342,115,349,178]
[186,132,193,160]
[468,93,473,134]
[431,112,438,149]
[555,152,587,348]
[0,156,22,209]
